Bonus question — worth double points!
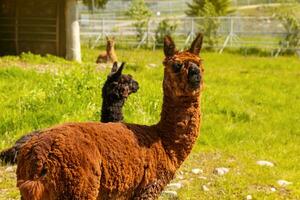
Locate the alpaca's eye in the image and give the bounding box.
[172,63,183,73]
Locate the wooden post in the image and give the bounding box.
[65,0,81,62]
[15,1,19,55]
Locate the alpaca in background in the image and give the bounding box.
[16,33,204,200]
[96,36,118,64]
[0,62,139,165]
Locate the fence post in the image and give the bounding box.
[91,18,104,49]
[191,18,195,39]
[169,1,172,15]
[147,20,150,47]
[184,18,196,49]
[102,18,104,40]
[65,0,81,62]
[230,17,233,47]
[91,0,95,13]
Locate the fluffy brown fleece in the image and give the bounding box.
[17,33,205,200]
[96,36,118,64]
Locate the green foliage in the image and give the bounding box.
[199,1,220,49]
[126,0,152,42]
[155,19,178,46]
[186,0,234,17]
[82,0,109,10]
[276,9,300,54]
[186,0,234,49]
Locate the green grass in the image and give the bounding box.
[236,4,300,17]
[0,49,299,199]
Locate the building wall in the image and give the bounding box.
[0,0,66,57]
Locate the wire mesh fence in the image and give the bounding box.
[79,16,300,55]
[232,0,300,6]
[78,0,190,18]
[78,0,192,18]
[78,0,299,19]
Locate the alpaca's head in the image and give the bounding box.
[106,36,115,49]
[102,62,139,101]
[163,33,204,98]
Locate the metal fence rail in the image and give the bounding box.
[78,0,192,18]
[79,16,300,55]
[232,0,300,6]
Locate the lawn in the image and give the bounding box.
[0,48,299,199]
[236,3,300,18]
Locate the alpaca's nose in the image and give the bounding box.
[131,81,139,93]
[188,63,201,89]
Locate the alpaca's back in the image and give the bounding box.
[17,122,168,199]
[96,52,117,63]
[96,52,108,63]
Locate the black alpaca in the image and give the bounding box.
[101,62,139,122]
[0,62,139,164]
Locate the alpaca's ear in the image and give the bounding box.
[189,33,203,55]
[111,62,118,73]
[106,36,109,41]
[116,62,125,75]
[111,62,125,79]
[164,35,176,57]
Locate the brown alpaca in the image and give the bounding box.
[16,33,204,200]
[96,36,118,64]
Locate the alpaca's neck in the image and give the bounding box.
[106,45,117,62]
[106,45,115,56]
[156,94,201,167]
[101,98,125,123]
[106,44,111,53]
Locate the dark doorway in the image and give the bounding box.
[0,0,66,57]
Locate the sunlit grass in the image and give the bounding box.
[0,49,299,199]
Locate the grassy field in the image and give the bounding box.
[236,3,300,17]
[0,49,299,199]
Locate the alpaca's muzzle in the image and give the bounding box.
[188,64,201,89]
[131,80,139,93]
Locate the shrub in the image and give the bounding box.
[126,0,152,42]
[82,0,108,11]
[277,13,300,54]
[186,0,234,50]
[155,19,178,46]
